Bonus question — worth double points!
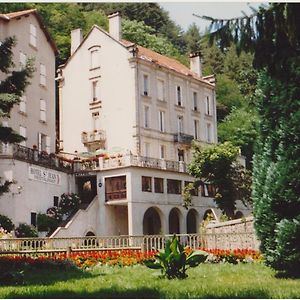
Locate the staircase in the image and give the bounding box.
[50,196,99,238]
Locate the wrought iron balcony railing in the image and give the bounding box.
[174,133,194,144]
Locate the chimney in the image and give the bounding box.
[189,52,202,77]
[108,12,121,40]
[71,28,83,55]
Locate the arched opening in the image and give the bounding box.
[169,208,180,234]
[187,209,198,233]
[203,209,216,221]
[84,231,97,247]
[235,211,244,219]
[85,231,95,236]
[143,207,162,235]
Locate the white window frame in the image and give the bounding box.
[20,95,27,113]
[143,74,149,96]
[19,51,27,69]
[206,123,212,143]
[40,64,46,86]
[29,24,37,47]
[205,96,211,115]
[90,48,100,69]
[194,119,199,140]
[176,85,182,106]
[157,79,164,101]
[144,105,150,128]
[40,99,46,122]
[177,115,183,133]
[19,126,26,147]
[92,111,100,130]
[92,80,99,102]
[144,142,150,157]
[160,145,166,159]
[193,91,198,111]
[46,136,51,154]
[158,110,165,132]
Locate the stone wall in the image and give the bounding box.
[201,216,260,250]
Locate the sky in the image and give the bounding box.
[159,2,264,32]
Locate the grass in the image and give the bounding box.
[1,263,300,298]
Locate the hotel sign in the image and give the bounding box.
[28,166,61,185]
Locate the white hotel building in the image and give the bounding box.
[0,10,250,238]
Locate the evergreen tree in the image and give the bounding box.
[185,23,201,54]
[196,3,300,276]
[0,37,34,195]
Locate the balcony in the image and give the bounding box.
[174,133,194,145]
[81,130,106,146]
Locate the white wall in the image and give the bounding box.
[60,27,136,155]
[0,14,56,152]
[0,158,75,226]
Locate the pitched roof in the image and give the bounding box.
[0,9,58,54]
[121,40,213,86]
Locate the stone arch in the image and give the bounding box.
[186,209,199,233]
[85,231,96,236]
[203,209,217,221]
[143,207,162,235]
[169,208,181,234]
[235,211,244,219]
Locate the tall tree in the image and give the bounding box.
[196,3,300,276]
[184,23,201,54]
[0,37,34,194]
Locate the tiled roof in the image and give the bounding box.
[121,39,213,86]
[0,9,58,54]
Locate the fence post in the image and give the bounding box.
[66,246,72,258]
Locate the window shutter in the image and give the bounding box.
[46,136,51,154]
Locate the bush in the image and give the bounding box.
[0,215,14,232]
[59,193,81,216]
[15,223,38,238]
[37,213,60,233]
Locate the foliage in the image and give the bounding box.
[218,106,259,167]
[122,19,188,65]
[199,3,300,276]
[145,235,208,279]
[0,215,14,232]
[14,223,38,238]
[36,213,60,233]
[58,193,81,216]
[184,23,201,54]
[187,142,252,217]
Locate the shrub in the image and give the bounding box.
[0,215,14,232]
[15,223,38,238]
[59,193,81,216]
[37,213,60,233]
[145,235,208,279]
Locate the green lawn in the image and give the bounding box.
[1,263,300,298]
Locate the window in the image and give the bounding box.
[38,133,50,153]
[185,181,198,196]
[206,123,212,143]
[144,142,150,157]
[92,112,100,130]
[40,64,46,86]
[31,212,37,227]
[142,176,152,192]
[19,52,26,69]
[205,96,211,115]
[158,110,165,132]
[19,95,27,113]
[92,81,99,101]
[19,126,26,147]
[177,116,183,133]
[144,106,150,128]
[53,196,59,207]
[201,183,216,197]
[105,176,127,201]
[154,178,164,193]
[178,149,184,162]
[160,145,165,159]
[40,99,46,122]
[167,179,181,194]
[193,92,198,111]
[176,85,182,106]
[157,79,164,100]
[90,48,100,69]
[143,74,149,96]
[29,24,37,47]
[194,119,199,139]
